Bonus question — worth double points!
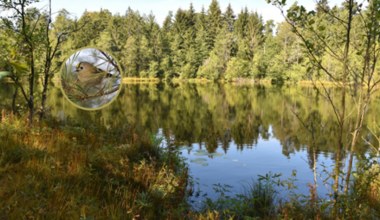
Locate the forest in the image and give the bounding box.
[1,0,380,219]
[2,0,378,82]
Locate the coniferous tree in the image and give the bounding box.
[224,4,235,32]
[206,0,222,50]
[194,7,210,70]
[161,11,175,79]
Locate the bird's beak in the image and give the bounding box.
[75,63,81,72]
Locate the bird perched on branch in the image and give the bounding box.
[74,61,117,97]
[76,61,113,87]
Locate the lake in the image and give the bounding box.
[1,82,379,208]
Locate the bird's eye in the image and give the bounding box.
[80,66,84,70]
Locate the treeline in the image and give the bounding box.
[51,1,282,81]
[46,0,365,82]
[1,0,378,82]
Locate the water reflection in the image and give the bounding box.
[2,82,379,204]
[97,83,376,157]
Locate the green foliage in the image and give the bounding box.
[10,0,378,83]
[196,165,380,219]
[198,172,290,219]
[197,53,223,80]
[147,61,162,78]
[224,57,250,81]
[2,0,380,87]
[42,0,271,81]
[2,1,380,218]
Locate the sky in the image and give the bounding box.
[33,0,345,25]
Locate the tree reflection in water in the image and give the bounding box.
[4,82,378,209]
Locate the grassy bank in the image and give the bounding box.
[0,110,379,219]
[191,169,380,219]
[0,111,189,219]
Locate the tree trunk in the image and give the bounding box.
[39,0,53,121]
[39,50,51,121]
[28,49,35,127]
[12,86,18,114]
[333,0,354,216]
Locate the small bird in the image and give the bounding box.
[76,61,113,87]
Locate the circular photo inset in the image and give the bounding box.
[60,48,122,109]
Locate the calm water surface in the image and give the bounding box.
[2,82,379,207]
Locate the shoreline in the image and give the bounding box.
[5,76,363,88]
[121,77,346,87]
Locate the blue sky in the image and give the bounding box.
[34,0,345,25]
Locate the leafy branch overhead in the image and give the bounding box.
[0,0,88,123]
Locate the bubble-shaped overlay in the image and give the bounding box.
[60,48,122,110]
